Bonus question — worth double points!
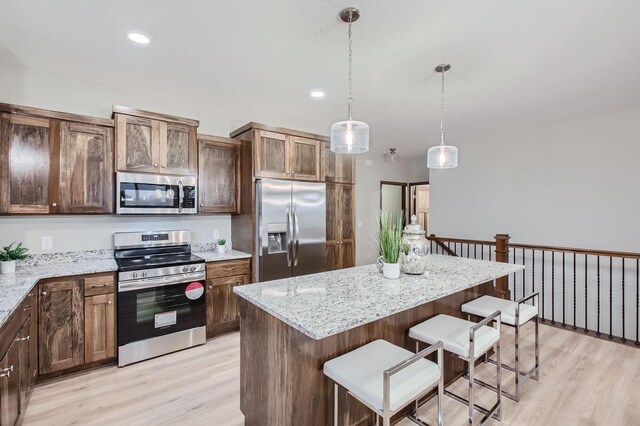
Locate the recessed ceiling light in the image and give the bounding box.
[127,32,150,45]
[310,90,325,99]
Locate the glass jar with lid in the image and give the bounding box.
[400,215,430,274]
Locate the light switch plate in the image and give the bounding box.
[357,221,363,228]
[212,230,220,240]
[365,160,373,166]
[41,236,53,250]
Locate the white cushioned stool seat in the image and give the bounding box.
[461,295,537,326]
[409,314,499,359]
[323,339,441,412]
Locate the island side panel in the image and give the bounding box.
[239,281,495,426]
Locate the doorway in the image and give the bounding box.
[408,182,429,234]
[380,181,407,217]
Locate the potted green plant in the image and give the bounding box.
[217,238,227,255]
[374,211,404,279]
[0,242,29,274]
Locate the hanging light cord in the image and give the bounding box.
[347,18,353,120]
[440,68,446,146]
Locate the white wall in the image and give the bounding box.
[430,107,640,252]
[355,154,429,265]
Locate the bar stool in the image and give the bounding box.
[461,293,540,401]
[323,339,444,426]
[409,312,502,425]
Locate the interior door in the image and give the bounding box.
[258,179,293,282]
[292,181,327,277]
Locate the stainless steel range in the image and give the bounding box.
[114,230,206,367]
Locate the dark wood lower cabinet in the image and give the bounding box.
[206,262,250,338]
[0,338,20,426]
[84,293,115,363]
[39,279,84,374]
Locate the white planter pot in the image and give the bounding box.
[0,260,16,274]
[376,257,400,279]
[217,245,226,255]
[382,262,401,279]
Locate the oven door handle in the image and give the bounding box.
[118,272,205,292]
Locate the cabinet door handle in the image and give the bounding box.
[221,267,234,271]
[52,202,57,207]
[16,336,29,342]
[90,283,109,288]
[200,203,204,207]
[0,365,14,378]
[23,307,30,312]
[208,285,212,290]
[41,292,47,296]
[154,163,159,167]
[107,301,113,305]
[161,164,166,168]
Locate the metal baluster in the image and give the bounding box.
[636,259,640,345]
[512,248,517,300]
[597,256,601,336]
[474,244,477,259]
[573,253,577,330]
[551,251,555,325]
[467,243,470,258]
[609,257,613,339]
[481,245,484,260]
[541,251,545,322]
[446,242,450,255]
[562,252,566,327]
[622,258,626,342]
[522,248,526,300]
[584,254,588,333]
[532,250,535,295]
[489,246,492,261]
[454,242,457,256]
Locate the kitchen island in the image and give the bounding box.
[234,255,524,426]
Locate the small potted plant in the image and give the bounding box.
[217,238,227,255]
[0,242,30,274]
[374,211,404,279]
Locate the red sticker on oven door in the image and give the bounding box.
[185,282,204,300]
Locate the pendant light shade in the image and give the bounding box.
[427,63,458,169]
[330,120,369,154]
[331,7,369,154]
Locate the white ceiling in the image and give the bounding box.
[1,0,640,156]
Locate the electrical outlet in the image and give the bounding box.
[357,221,363,228]
[212,230,220,240]
[41,236,53,250]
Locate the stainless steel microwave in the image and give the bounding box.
[116,172,197,215]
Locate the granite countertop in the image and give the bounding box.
[0,248,252,330]
[234,255,524,340]
[194,250,252,262]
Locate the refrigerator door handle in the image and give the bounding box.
[293,208,300,266]
[286,207,293,267]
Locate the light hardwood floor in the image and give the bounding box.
[24,324,640,425]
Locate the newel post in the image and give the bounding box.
[494,234,511,299]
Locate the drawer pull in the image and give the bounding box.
[0,366,14,378]
[208,285,212,290]
[23,307,30,312]
[16,336,29,342]
[222,267,234,271]
[107,301,113,305]
[90,283,110,288]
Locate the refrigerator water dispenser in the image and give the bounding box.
[266,223,288,254]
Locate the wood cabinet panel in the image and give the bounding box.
[17,317,30,416]
[83,273,115,296]
[0,114,54,214]
[254,130,288,178]
[38,280,84,374]
[198,137,240,213]
[84,293,115,363]
[59,122,114,213]
[205,259,251,279]
[326,183,356,270]
[163,123,196,174]
[206,274,248,337]
[288,136,321,181]
[115,114,157,173]
[0,339,20,426]
[323,142,355,184]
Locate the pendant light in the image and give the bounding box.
[427,64,458,169]
[331,7,369,154]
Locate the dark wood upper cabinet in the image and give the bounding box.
[254,130,289,179]
[323,142,355,184]
[38,279,84,374]
[198,135,241,214]
[59,122,114,213]
[288,136,321,181]
[0,114,55,214]
[0,105,116,215]
[114,106,198,176]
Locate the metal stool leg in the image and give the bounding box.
[533,316,540,381]
[495,340,502,420]
[514,322,520,401]
[334,383,339,426]
[468,357,474,424]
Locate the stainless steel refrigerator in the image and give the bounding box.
[256,178,326,282]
